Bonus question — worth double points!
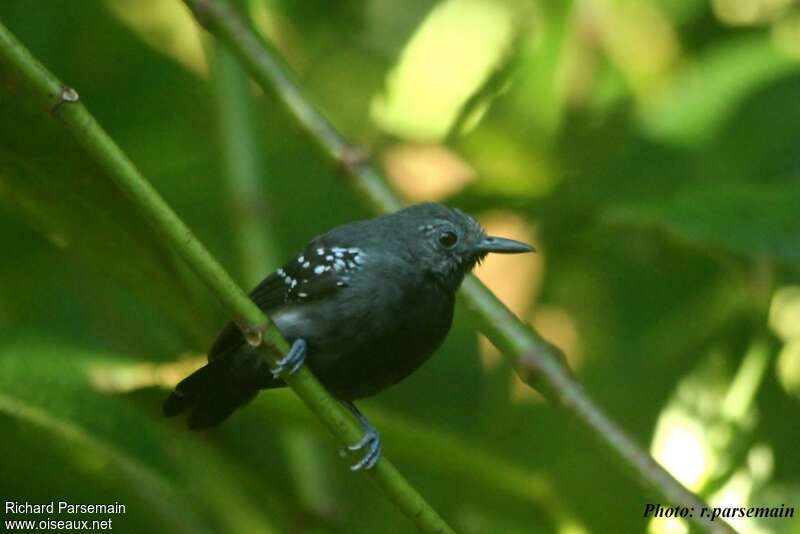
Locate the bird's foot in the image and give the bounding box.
[341,401,381,471]
[270,338,306,378]
[347,425,381,471]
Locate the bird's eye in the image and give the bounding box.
[438,230,458,248]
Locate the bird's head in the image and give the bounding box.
[395,203,534,292]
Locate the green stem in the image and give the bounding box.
[213,1,338,514]
[179,1,738,533]
[213,13,278,284]
[0,19,454,534]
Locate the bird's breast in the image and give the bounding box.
[272,273,455,400]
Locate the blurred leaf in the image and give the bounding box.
[103,0,208,75]
[604,182,800,262]
[776,338,800,398]
[500,0,572,143]
[370,0,518,141]
[652,0,709,24]
[0,342,284,534]
[0,396,207,534]
[639,35,800,146]
[750,483,800,534]
[0,46,210,347]
[650,339,771,495]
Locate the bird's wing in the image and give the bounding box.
[208,242,363,359]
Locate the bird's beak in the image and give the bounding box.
[474,235,535,254]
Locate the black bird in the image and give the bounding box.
[164,203,534,469]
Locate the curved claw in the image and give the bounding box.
[348,426,381,471]
[340,401,382,471]
[270,338,306,378]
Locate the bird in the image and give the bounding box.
[164,202,534,470]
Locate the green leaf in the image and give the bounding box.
[0,46,211,348]
[0,341,283,534]
[638,35,800,146]
[604,183,800,262]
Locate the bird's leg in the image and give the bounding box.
[270,338,307,378]
[342,401,381,471]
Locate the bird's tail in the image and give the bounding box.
[163,352,279,429]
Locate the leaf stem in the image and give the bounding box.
[0,18,454,534]
[178,1,739,532]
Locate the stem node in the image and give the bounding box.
[51,85,80,114]
[241,320,269,347]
